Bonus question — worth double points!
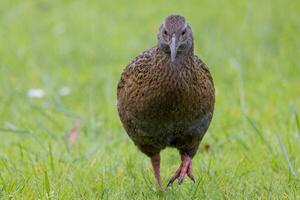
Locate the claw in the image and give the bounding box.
[178,176,184,185]
[189,175,195,183]
[167,179,174,187]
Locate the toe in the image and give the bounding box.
[187,162,195,183]
[167,179,175,187]
[188,174,195,183]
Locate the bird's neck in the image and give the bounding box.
[156,47,194,66]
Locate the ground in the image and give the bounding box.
[0,0,299,199]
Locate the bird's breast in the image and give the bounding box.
[131,64,213,124]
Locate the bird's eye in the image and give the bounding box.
[181,30,186,36]
[163,30,168,36]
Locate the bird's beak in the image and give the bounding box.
[170,34,177,62]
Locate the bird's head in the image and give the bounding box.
[157,15,194,62]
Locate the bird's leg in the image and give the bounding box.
[151,153,162,187]
[167,153,195,187]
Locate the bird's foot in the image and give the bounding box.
[167,154,195,187]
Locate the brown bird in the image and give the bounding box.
[117,15,215,187]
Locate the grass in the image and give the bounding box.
[0,0,300,199]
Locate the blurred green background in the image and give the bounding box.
[0,0,299,199]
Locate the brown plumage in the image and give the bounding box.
[117,15,215,187]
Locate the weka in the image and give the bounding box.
[117,15,215,187]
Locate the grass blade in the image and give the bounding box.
[276,134,298,178]
[245,116,274,154]
[291,105,300,138]
[0,128,31,134]
[48,143,55,171]
[44,170,51,198]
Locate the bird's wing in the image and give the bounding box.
[193,55,214,83]
[117,47,156,96]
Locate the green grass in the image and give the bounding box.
[0,0,300,199]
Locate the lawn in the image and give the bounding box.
[0,0,299,199]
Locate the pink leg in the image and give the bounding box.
[151,154,162,187]
[167,154,195,187]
